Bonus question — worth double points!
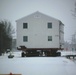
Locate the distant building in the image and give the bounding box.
[64,41,76,51]
[16,11,64,50]
[64,41,70,51]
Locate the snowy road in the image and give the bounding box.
[0,54,76,75]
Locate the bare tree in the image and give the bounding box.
[70,2,76,51]
[71,32,76,51]
[71,2,76,17]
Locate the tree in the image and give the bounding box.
[71,2,76,51]
[71,32,76,51]
[0,20,15,55]
[71,2,76,18]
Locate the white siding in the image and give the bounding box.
[16,12,63,48]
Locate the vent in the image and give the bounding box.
[34,14,41,18]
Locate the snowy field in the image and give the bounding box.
[0,51,76,75]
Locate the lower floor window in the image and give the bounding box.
[48,36,52,41]
[23,36,28,42]
[23,36,52,42]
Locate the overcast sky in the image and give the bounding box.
[0,0,76,43]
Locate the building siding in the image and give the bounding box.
[16,11,64,49]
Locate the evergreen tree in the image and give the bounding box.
[0,20,14,55]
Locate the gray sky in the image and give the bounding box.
[0,0,76,43]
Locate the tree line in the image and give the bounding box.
[0,20,14,55]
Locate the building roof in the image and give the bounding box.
[16,11,61,22]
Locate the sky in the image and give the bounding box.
[0,0,76,43]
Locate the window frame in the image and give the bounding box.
[48,36,52,41]
[48,22,52,28]
[23,23,28,29]
[23,36,28,42]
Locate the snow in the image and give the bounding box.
[0,51,76,75]
[60,51,76,56]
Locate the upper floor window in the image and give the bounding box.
[23,36,28,42]
[23,23,28,29]
[48,23,52,28]
[48,36,52,41]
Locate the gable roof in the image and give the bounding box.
[16,11,59,21]
[16,11,64,25]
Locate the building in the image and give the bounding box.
[16,11,64,50]
[64,41,76,51]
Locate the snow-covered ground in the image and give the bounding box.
[0,51,76,75]
[60,50,76,56]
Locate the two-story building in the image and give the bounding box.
[16,11,64,56]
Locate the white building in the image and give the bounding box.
[16,11,64,50]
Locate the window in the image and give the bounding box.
[48,23,52,28]
[23,23,28,29]
[23,36,28,42]
[48,36,52,41]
